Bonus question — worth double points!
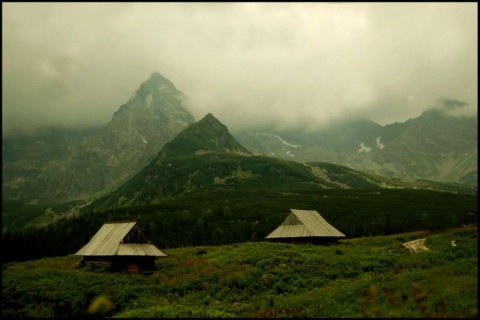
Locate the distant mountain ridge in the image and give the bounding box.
[2,73,477,207]
[93,113,475,210]
[234,98,477,186]
[2,72,195,204]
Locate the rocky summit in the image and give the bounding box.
[2,72,195,204]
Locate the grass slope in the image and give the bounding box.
[95,152,476,210]
[2,227,477,318]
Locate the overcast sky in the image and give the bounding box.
[2,2,478,134]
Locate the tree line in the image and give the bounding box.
[2,189,477,263]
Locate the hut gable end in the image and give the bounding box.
[285,213,301,225]
[122,224,149,244]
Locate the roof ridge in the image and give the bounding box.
[104,219,138,224]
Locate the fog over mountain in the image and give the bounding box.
[2,2,477,135]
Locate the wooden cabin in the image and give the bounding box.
[75,220,167,272]
[265,209,346,244]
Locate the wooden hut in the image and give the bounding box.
[75,220,167,272]
[265,209,346,244]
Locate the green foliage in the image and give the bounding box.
[231,165,256,180]
[3,188,477,263]
[2,199,87,233]
[93,144,476,210]
[2,228,477,318]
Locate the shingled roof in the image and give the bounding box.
[75,220,167,257]
[265,209,345,240]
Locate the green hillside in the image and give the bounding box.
[94,153,476,210]
[2,114,477,266]
[2,227,477,318]
[3,188,477,263]
[93,112,476,210]
[3,154,476,235]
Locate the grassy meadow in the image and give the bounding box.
[2,227,477,318]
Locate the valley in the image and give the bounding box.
[2,73,477,267]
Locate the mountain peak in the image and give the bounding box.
[198,113,222,126]
[203,112,215,119]
[162,113,252,156]
[136,71,178,97]
[185,113,230,137]
[147,71,168,83]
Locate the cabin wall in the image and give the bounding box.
[82,256,113,267]
[267,237,342,245]
[112,256,156,272]
[80,256,156,272]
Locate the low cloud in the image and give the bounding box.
[2,3,477,134]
